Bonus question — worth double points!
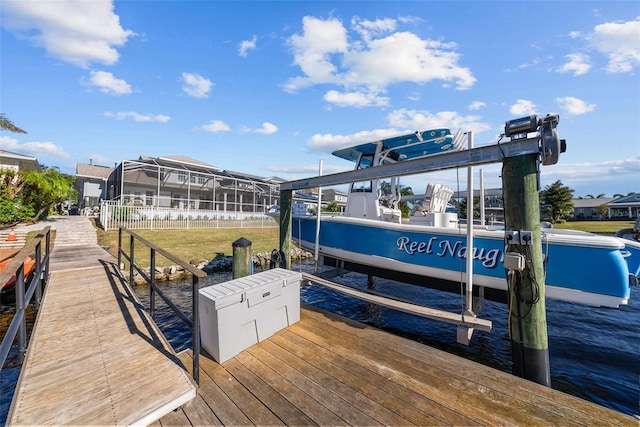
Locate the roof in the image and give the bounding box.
[572,198,616,208]
[157,156,220,171]
[133,155,220,172]
[607,193,640,206]
[76,163,113,179]
[0,150,40,171]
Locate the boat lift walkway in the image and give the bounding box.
[6,216,195,425]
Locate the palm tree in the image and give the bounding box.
[0,113,27,134]
[22,167,77,220]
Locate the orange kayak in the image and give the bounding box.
[0,255,36,290]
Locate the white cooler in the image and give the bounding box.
[199,268,301,363]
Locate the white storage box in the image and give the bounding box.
[199,268,301,363]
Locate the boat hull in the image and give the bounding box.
[292,215,633,308]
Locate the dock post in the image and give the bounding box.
[503,153,551,386]
[279,189,293,270]
[232,237,252,279]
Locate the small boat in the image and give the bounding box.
[290,127,640,308]
[0,250,37,295]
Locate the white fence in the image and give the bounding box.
[99,201,277,230]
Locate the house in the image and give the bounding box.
[606,194,640,219]
[571,197,615,220]
[75,162,114,211]
[0,150,40,172]
[104,155,280,213]
[303,187,348,212]
[571,195,639,220]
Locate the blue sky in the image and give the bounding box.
[1,1,638,198]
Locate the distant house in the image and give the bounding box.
[75,162,114,211]
[572,195,639,220]
[606,194,640,219]
[104,155,280,213]
[0,150,40,172]
[304,187,348,212]
[571,197,615,220]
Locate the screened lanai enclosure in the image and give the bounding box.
[99,156,281,230]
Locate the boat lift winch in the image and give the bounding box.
[280,114,565,345]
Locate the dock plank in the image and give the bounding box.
[7,253,195,425]
[167,304,637,427]
[195,353,285,426]
[256,338,415,426]
[302,305,626,427]
[224,357,318,426]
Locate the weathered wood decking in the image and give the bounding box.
[160,305,636,426]
[7,239,195,425]
[6,216,636,426]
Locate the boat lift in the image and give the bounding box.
[278,115,564,345]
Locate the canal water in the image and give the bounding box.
[1,261,638,422]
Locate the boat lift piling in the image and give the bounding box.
[278,114,564,386]
[503,153,550,387]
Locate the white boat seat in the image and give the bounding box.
[424,183,454,213]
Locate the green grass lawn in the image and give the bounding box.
[95,221,280,267]
[551,220,634,234]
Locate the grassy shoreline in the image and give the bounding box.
[93,220,634,268]
[95,222,280,267]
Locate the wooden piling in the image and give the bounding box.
[279,189,293,269]
[232,237,252,279]
[502,153,550,386]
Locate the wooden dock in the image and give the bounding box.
[6,217,636,426]
[160,305,636,426]
[7,218,196,425]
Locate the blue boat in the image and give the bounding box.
[291,128,640,308]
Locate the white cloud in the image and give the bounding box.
[387,109,491,134]
[587,17,640,73]
[323,90,389,107]
[557,53,591,76]
[285,16,348,90]
[541,157,640,196]
[104,111,170,122]
[0,135,70,158]
[88,70,131,95]
[239,35,257,57]
[201,120,230,133]
[469,101,486,111]
[306,109,491,154]
[284,16,475,106]
[1,0,134,68]
[509,99,537,116]
[555,96,596,115]
[307,128,403,153]
[253,122,278,134]
[351,16,396,43]
[181,72,213,98]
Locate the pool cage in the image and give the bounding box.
[99,156,281,230]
